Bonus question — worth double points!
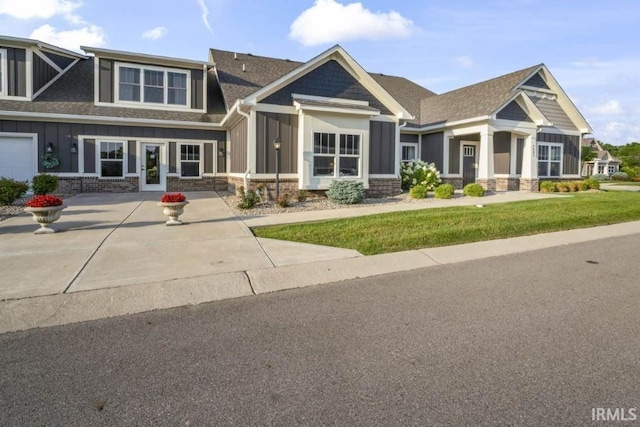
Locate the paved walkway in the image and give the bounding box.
[1,190,639,333]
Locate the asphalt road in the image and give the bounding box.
[2,234,640,426]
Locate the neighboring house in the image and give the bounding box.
[581,137,620,177]
[0,35,592,195]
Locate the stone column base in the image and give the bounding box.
[476,179,496,192]
[519,178,539,192]
[495,177,521,191]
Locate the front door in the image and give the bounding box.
[462,145,477,186]
[141,143,165,191]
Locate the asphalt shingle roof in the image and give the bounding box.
[419,64,542,126]
[0,58,226,123]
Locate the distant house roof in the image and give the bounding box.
[0,58,225,124]
[418,64,542,126]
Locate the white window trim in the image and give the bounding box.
[178,142,204,178]
[113,62,191,110]
[0,48,7,97]
[400,142,419,163]
[537,142,563,178]
[312,132,362,179]
[97,139,128,179]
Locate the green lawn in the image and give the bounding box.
[604,181,640,186]
[252,192,640,255]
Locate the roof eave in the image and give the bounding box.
[82,46,213,69]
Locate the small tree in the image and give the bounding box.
[581,146,596,163]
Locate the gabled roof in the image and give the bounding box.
[369,73,436,124]
[419,64,542,126]
[82,46,212,69]
[0,58,225,124]
[0,35,87,59]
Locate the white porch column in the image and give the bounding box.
[442,130,452,175]
[477,128,495,191]
[519,132,539,191]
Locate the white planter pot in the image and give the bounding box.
[24,205,66,234]
[158,201,189,225]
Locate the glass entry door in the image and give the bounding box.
[141,143,165,191]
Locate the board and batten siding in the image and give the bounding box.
[229,118,247,173]
[32,53,59,94]
[537,132,580,175]
[420,132,444,172]
[369,121,396,174]
[1,47,27,97]
[255,112,298,174]
[493,131,511,174]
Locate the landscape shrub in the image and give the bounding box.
[409,184,428,199]
[326,181,365,204]
[577,180,590,191]
[539,181,557,192]
[434,183,455,199]
[621,166,638,179]
[277,193,290,208]
[568,181,582,192]
[31,174,59,195]
[556,182,570,192]
[463,183,485,197]
[400,160,441,191]
[610,172,629,181]
[237,187,260,209]
[583,179,600,190]
[296,190,309,202]
[0,177,29,206]
[590,173,610,181]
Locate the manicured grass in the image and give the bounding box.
[252,192,640,255]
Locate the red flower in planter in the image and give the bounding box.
[26,195,63,207]
[161,193,187,203]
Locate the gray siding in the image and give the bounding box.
[0,120,223,173]
[99,59,114,103]
[516,137,524,175]
[369,121,396,174]
[32,53,59,93]
[84,139,96,173]
[449,138,460,174]
[204,142,213,174]
[5,47,27,97]
[496,101,533,122]
[169,142,177,173]
[421,132,444,172]
[230,118,247,173]
[523,72,549,89]
[493,132,511,174]
[256,112,298,174]
[262,60,392,115]
[191,69,204,110]
[43,51,75,70]
[531,97,578,131]
[217,141,227,173]
[537,132,580,175]
[127,140,137,173]
[400,133,419,143]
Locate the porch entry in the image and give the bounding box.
[462,145,477,186]
[141,143,166,191]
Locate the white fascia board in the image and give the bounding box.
[292,93,369,106]
[413,116,491,132]
[293,101,379,116]
[0,111,225,130]
[0,35,87,59]
[82,46,213,69]
[513,64,544,92]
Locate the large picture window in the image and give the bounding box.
[116,64,189,107]
[538,143,562,177]
[100,141,124,177]
[180,144,201,177]
[313,132,361,178]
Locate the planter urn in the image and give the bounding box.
[158,201,189,225]
[24,205,66,234]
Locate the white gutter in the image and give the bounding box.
[236,102,252,189]
[412,115,491,133]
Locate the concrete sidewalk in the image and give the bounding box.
[1,190,639,334]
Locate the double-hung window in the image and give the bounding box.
[608,165,616,175]
[116,64,189,107]
[313,132,361,177]
[0,48,7,97]
[401,142,419,164]
[180,144,201,177]
[100,141,125,177]
[537,143,562,177]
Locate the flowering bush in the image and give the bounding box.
[400,160,441,191]
[26,194,63,207]
[161,193,186,203]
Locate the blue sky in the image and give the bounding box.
[1,0,639,145]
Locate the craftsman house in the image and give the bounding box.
[581,137,620,177]
[0,35,592,195]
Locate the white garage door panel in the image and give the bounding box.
[0,137,35,182]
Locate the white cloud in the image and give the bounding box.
[455,55,474,69]
[0,0,80,19]
[289,0,416,46]
[142,26,168,41]
[30,24,105,52]
[197,0,213,34]
[584,100,624,116]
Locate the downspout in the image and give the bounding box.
[236,103,251,189]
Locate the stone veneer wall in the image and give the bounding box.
[519,178,539,192]
[166,176,227,192]
[56,177,140,193]
[495,178,521,191]
[441,177,463,189]
[367,178,402,197]
[227,177,299,199]
[476,179,497,192]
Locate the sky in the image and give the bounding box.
[0,0,639,145]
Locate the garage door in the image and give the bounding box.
[0,136,35,183]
